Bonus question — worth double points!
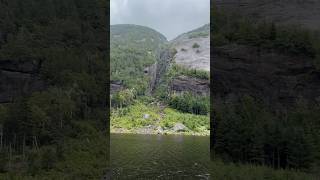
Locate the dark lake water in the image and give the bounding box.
[110,133,210,179]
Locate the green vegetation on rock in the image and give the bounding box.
[192,43,200,48]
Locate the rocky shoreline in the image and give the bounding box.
[111,127,210,136]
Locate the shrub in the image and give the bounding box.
[168,92,209,115]
[192,43,200,48]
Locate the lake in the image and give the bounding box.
[110,133,210,179]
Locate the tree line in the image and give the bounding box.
[213,96,320,173]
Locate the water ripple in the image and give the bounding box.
[110,134,210,179]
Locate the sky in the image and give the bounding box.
[110,0,210,40]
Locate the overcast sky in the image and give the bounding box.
[110,0,210,40]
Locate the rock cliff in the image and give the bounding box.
[0,59,45,103]
[171,24,210,71]
[168,24,210,95]
[213,0,320,107]
[212,44,320,106]
[170,75,209,96]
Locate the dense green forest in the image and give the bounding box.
[110,25,167,95]
[0,0,108,178]
[212,7,320,177]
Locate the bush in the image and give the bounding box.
[171,48,178,55]
[111,89,136,108]
[169,92,209,115]
[160,108,209,132]
[192,43,200,48]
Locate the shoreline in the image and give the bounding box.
[111,128,210,136]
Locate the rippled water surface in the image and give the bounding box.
[110,134,210,179]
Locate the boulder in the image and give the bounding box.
[110,80,123,94]
[156,126,164,134]
[172,123,188,132]
[143,114,150,119]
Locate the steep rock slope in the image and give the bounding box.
[212,44,320,106]
[168,24,210,95]
[171,24,210,71]
[212,0,320,106]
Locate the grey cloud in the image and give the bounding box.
[111,0,210,40]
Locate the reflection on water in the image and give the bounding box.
[111,134,210,179]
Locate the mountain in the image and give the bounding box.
[110,24,210,135]
[110,24,168,94]
[110,24,210,96]
[111,24,167,51]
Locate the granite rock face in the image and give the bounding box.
[212,0,320,106]
[171,24,210,71]
[170,75,210,96]
[212,44,320,106]
[0,59,46,103]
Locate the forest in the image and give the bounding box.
[0,0,108,178]
[211,6,320,178]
